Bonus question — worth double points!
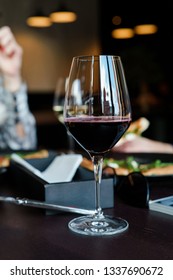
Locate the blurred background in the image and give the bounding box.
[1,0,172,150]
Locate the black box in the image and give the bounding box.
[10,153,115,214]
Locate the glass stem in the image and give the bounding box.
[92,156,104,218]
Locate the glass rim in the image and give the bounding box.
[72,55,121,61]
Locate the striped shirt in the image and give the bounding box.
[0,77,37,150]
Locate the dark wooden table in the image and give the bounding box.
[0,157,173,260]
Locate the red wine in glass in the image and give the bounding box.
[65,117,130,156]
[64,55,132,236]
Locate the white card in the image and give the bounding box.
[11,153,83,183]
[42,154,83,183]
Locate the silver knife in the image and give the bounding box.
[0,196,95,215]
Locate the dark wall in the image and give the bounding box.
[99,2,173,143]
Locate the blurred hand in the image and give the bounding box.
[0,26,23,91]
[113,136,173,154]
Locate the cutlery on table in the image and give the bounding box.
[0,196,95,215]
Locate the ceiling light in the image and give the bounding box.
[134,24,158,35]
[49,5,77,23]
[112,28,135,39]
[26,11,52,28]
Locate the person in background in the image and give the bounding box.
[0,26,37,150]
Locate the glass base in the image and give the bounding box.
[68,215,129,236]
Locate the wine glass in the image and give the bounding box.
[53,77,75,151]
[53,77,66,124]
[64,55,132,236]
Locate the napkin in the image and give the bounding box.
[11,153,83,183]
